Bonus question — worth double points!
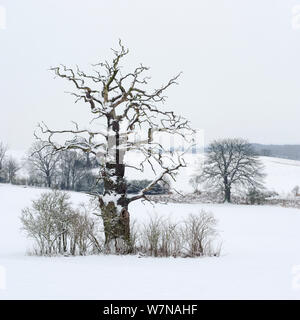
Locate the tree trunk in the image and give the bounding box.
[100,199,130,253]
[46,175,51,188]
[99,119,131,254]
[224,187,231,203]
[223,175,231,203]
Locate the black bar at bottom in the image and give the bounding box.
[0,300,296,318]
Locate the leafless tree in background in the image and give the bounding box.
[199,138,265,203]
[0,142,7,182]
[59,150,88,190]
[27,141,61,188]
[35,41,194,253]
[6,157,20,183]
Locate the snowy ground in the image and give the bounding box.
[1,184,300,299]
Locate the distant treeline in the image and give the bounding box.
[0,140,169,195]
[251,144,300,160]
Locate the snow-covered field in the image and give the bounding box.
[261,157,300,195]
[1,183,300,299]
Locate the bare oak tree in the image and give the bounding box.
[35,41,194,253]
[199,138,265,203]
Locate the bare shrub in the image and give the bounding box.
[21,191,220,258]
[180,212,219,257]
[127,219,139,254]
[136,211,220,258]
[141,216,163,257]
[21,191,70,255]
[68,209,101,256]
[21,191,102,256]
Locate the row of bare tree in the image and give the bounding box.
[0,140,97,191]
[0,139,170,197]
[26,141,96,191]
[0,142,20,184]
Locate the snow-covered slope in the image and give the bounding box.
[261,157,300,195]
[1,184,300,299]
[128,154,300,195]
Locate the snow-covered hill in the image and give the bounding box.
[1,184,300,299]
[261,157,300,195]
[127,153,300,195]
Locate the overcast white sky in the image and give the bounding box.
[1,0,300,150]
